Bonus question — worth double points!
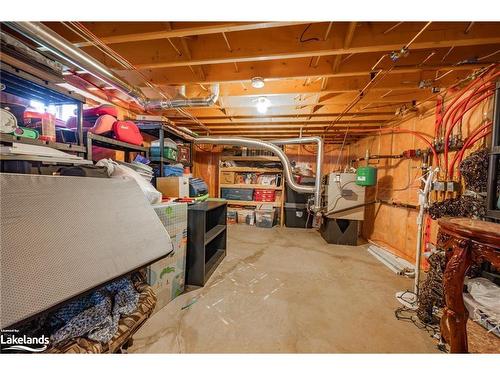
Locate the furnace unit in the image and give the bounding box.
[321,172,366,245]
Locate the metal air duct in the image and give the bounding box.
[270,137,323,213]
[194,136,323,213]
[146,84,219,110]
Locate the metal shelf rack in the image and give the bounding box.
[0,64,86,154]
[84,132,149,161]
[136,121,193,177]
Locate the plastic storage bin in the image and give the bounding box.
[221,188,254,201]
[285,183,314,204]
[255,205,276,228]
[150,139,178,161]
[284,203,313,228]
[227,209,238,224]
[254,188,276,202]
[237,209,255,225]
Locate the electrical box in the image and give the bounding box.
[324,173,366,220]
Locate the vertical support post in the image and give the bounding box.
[86,133,93,161]
[159,126,165,177]
[76,102,84,149]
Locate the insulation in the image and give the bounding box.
[0,173,172,329]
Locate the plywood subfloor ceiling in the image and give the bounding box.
[45,21,500,143]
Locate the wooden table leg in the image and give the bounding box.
[440,238,471,353]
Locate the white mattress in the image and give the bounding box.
[0,173,172,328]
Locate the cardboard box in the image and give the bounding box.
[220,171,235,184]
[156,176,189,198]
[147,202,188,313]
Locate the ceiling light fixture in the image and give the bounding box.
[251,77,265,89]
[256,96,271,114]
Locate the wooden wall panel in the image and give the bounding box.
[348,94,494,263]
[192,145,222,197]
[190,90,492,264]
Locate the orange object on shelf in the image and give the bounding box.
[23,111,56,142]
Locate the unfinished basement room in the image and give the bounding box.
[1,2,500,373]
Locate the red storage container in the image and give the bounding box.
[83,104,118,118]
[253,189,276,202]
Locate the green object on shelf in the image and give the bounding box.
[194,193,209,202]
[150,146,178,161]
[13,127,39,139]
[356,166,377,186]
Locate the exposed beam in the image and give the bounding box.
[311,92,341,114]
[131,36,500,70]
[160,70,465,98]
[166,111,395,121]
[188,124,385,130]
[182,119,385,126]
[73,22,310,47]
[124,60,489,86]
[332,21,357,73]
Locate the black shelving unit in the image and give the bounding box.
[0,133,86,153]
[0,64,86,154]
[186,201,227,286]
[84,132,149,162]
[486,81,500,221]
[137,121,193,177]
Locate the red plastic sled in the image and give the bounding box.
[83,104,118,118]
[65,116,94,129]
[112,120,143,145]
[89,114,116,135]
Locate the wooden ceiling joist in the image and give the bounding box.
[128,61,489,86]
[73,22,310,47]
[166,111,395,121]
[179,119,385,126]
[331,21,357,73]
[35,21,500,141]
[129,36,500,70]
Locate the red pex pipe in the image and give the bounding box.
[444,89,494,174]
[453,129,492,178]
[448,121,492,177]
[448,83,494,131]
[435,68,499,138]
[435,75,484,138]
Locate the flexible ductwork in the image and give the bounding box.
[270,137,323,213]
[146,84,219,110]
[194,137,323,214]
[3,22,220,109]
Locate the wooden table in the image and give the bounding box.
[437,218,500,353]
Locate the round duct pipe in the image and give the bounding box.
[194,136,322,213]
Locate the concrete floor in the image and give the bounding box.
[129,225,439,353]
